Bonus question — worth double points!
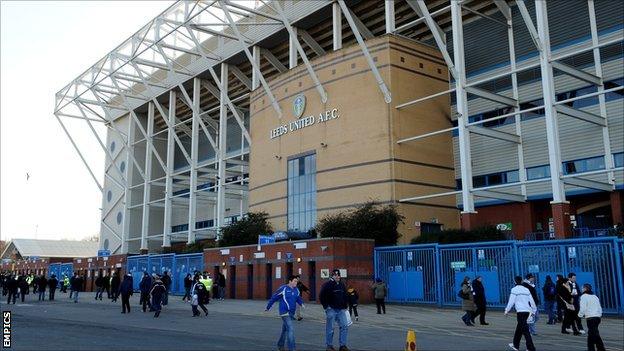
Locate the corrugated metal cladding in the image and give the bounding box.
[447,0,624,76]
[451,58,623,175]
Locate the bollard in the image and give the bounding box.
[405,329,416,351]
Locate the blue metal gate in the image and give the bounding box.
[173,253,203,294]
[60,263,73,279]
[375,237,624,315]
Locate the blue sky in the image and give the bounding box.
[1,1,171,241]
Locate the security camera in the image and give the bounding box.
[320,142,327,147]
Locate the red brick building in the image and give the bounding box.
[204,238,375,303]
[72,254,128,292]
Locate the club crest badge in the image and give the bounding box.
[292,94,306,118]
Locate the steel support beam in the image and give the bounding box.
[261,48,288,73]
[338,0,391,103]
[230,65,252,90]
[299,28,326,57]
[535,0,566,203]
[551,61,601,86]
[220,1,282,118]
[385,0,395,34]
[333,1,342,51]
[468,125,521,144]
[289,26,298,69]
[140,102,155,251]
[588,0,614,186]
[517,0,542,51]
[216,64,229,236]
[473,190,526,203]
[555,104,606,126]
[162,90,176,248]
[465,86,518,106]
[413,0,457,79]
[274,1,328,103]
[187,78,201,245]
[451,0,475,214]
[252,46,261,89]
[563,177,612,192]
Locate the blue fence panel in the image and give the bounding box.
[48,263,62,288]
[127,255,150,291]
[174,253,204,294]
[375,237,624,315]
[60,263,73,279]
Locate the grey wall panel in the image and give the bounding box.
[469,124,519,175]
[608,100,624,153]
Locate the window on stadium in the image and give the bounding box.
[287,153,317,232]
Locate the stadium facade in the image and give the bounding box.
[53,0,624,254]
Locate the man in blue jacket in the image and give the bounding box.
[319,269,350,351]
[265,275,305,351]
[139,272,152,313]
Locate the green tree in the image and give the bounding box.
[315,201,404,246]
[410,225,506,244]
[219,212,273,247]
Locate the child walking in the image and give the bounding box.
[347,287,359,321]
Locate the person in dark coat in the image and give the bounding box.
[472,275,488,325]
[48,274,58,301]
[192,280,209,316]
[119,274,134,313]
[182,274,193,302]
[71,273,83,303]
[555,274,565,322]
[161,271,171,305]
[103,273,111,299]
[319,269,350,351]
[37,275,47,301]
[150,277,167,318]
[558,273,581,335]
[459,276,476,326]
[18,275,29,302]
[217,272,226,300]
[139,272,153,312]
[110,272,121,302]
[542,275,557,324]
[94,274,104,300]
[6,275,18,304]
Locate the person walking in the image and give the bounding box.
[555,274,565,322]
[139,272,153,312]
[504,276,537,351]
[18,274,29,302]
[48,274,58,301]
[319,269,350,351]
[94,274,104,300]
[192,281,209,316]
[119,274,133,314]
[558,273,581,335]
[182,273,193,302]
[217,271,226,300]
[472,276,488,325]
[522,273,540,335]
[567,273,585,334]
[71,273,83,303]
[103,273,111,299]
[372,278,387,314]
[578,284,605,351]
[62,275,69,293]
[459,276,476,326]
[542,275,557,324]
[110,272,120,302]
[6,275,17,305]
[295,276,310,321]
[346,287,359,322]
[265,275,305,351]
[69,273,76,299]
[161,271,172,306]
[150,277,167,318]
[37,275,47,301]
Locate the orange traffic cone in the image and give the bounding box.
[405,329,416,351]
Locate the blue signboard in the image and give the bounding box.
[258,235,275,245]
[273,232,289,241]
[97,250,111,257]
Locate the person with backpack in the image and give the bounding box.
[459,276,476,326]
[347,287,359,322]
[265,275,305,351]
[371,278,387,314]
[191,280,209,316]
[542,275,557,324]
[504,276,537,351]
